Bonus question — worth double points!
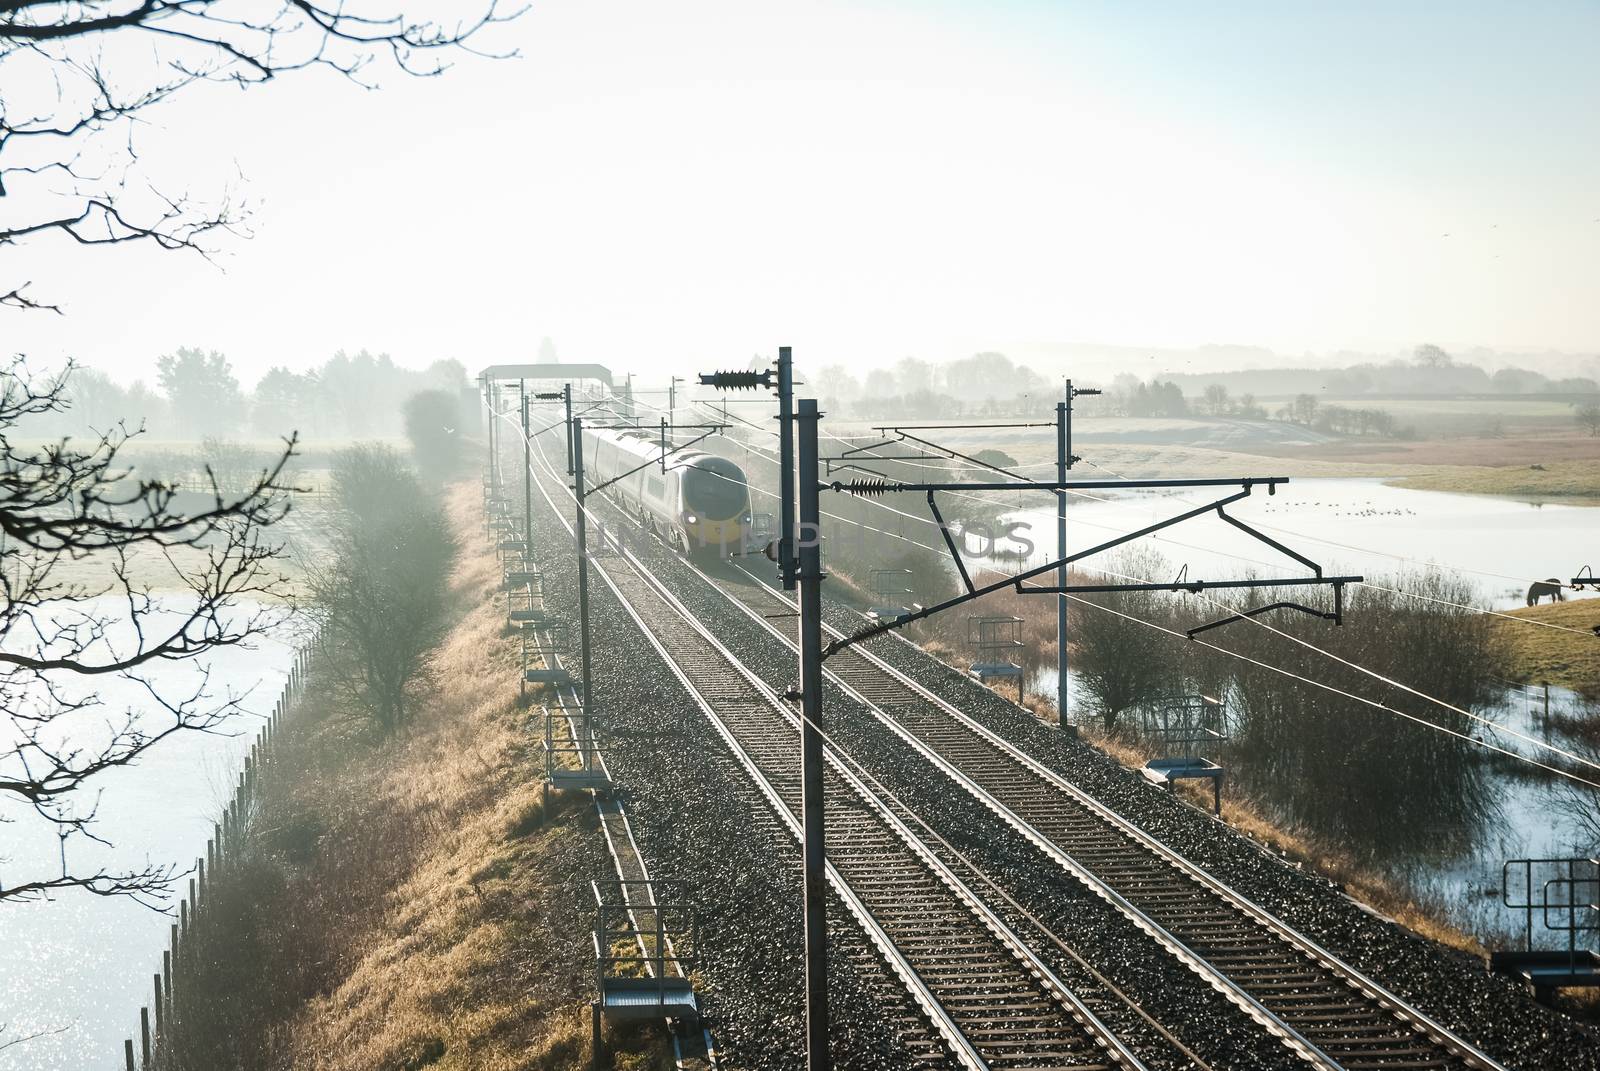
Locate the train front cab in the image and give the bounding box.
[679,457,752,560]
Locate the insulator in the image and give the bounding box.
[844,478,893,497]
[697,370,773,390]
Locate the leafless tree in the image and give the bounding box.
[306,443,453,735]
[1576,401,1600,438]
[1068,547,1186,733]
[0,357,297,906]
[1,0,518,310]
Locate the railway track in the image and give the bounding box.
[599,543,1146,1071]
[509,407,1513,1071]
[676,554,1513,1071]
[509,424,1158,1070]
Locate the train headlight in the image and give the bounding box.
[685,513,698,524]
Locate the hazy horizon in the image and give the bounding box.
[66,338,1600,395]
[8,0,1600,388]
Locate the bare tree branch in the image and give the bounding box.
[0,358,296,904]
[0,280,60,311]
[0,1021,71,1055]
[0,0,522,308]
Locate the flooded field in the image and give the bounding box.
[992,477,1596,611]
[995,479,1598,949]
[1031,668,1599,949]
[0,616,294,1069]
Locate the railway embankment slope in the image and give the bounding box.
[160,482,659,1070]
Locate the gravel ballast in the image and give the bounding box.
[511,431,1600,1070]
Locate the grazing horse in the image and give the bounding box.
[1526,579,1566,606]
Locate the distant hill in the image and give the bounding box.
[1006,342,1600,397]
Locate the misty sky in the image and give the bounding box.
[7,0,1598,387]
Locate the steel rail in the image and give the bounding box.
[514,413,1147,1071]
[708,570,1339,1069]
[705,557,1511,1071]
[514,401,1507,1071]
[600,550,1145,1071]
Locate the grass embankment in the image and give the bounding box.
[1392,459,1600,502]
[1491,600,1600,695]
[169,482,660,1070]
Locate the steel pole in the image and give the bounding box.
[564,383,575,475]
[521,379,532,554]
[488,380,498,488]
[778,347,798,590]
[796,397,829,1071]
[481,375,491,479]
[1057,389,1071,734]
[573,417,594,713]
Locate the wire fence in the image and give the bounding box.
[118,628,320,1071]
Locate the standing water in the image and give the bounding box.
[995,479,1599,946]
[0,606,294,1069]
[996,478,1595,610]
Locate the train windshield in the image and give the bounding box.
[681,459,749,519]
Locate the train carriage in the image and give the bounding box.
[580,425,753,559]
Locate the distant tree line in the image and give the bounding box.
[813,352,1053,418]
[795,341,1600,426]
[30,349,468,442]
[1170,344,1600,399]
[1109,379,1190,418]
[1274,395,1411,438]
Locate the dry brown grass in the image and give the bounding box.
[1391,459,1600,501]
[277,483,666,1070]
[167,482,664,1071]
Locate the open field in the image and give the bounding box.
[1237,433,1600,468]
[1313,395,1595,438]
[1492,600,1600,695]
[1390,460,1600,501]
[821,416,1600,500]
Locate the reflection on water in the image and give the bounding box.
[1389,683,1599,948]
[1026,659,1599,949]
[0,621,292,1070]
[1001,479,1599,947]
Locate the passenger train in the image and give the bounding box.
[580,424,753,558]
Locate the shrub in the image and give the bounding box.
[312,444,456,734]
[403,389,465,484]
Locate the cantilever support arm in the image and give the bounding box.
[824,485,1258,659]
[1186,598,1338,639]
[823,478,1363,660]
[926,491,975,594]
[890,430,1031,480]
[1214,506,1322,577]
